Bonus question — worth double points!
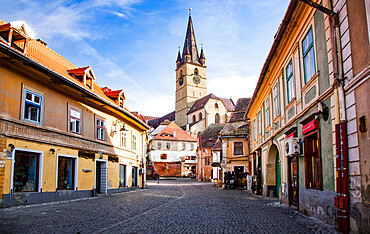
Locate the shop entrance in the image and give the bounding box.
[288,157,299,207]
[95,160,107,194]
[234,166,244,187]
[267,144,280,197]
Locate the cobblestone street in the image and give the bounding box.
[0,179,337,233]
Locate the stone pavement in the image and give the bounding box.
[0,178,337,233]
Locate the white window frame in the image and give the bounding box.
[182,143,186,150]
[96,118,105,141]
[265,98,270,128]
[56,154,78,191]
[273,83,279,118]
[69,108,81,134]
[121,131,127,148]
[286,59,295,102]
[132,133,137,151]
[23,88,43,125]
[10,148,44,193]
[258,111,262,135]
[157,142,161,150]
[302,28,316,84]
[190,143,194,151]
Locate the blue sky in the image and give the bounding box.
[2,0,290,117]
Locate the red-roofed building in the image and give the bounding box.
[0,19,149,207]
[148,121,197,178]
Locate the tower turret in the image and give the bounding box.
[200,45,206,66]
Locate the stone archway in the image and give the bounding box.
[266,144,280,197]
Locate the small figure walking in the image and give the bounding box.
[154,173,160,183]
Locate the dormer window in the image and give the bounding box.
[0,22,29,53]
[67,66,96,90]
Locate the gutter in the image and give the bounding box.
[0,42,150,131]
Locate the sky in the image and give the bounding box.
[2,0,290,117]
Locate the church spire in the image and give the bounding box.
[181,8,201,66]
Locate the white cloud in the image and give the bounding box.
[208,74,258,101]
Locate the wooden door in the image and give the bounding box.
[288,157,298,207]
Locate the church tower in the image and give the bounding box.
[175,9,207,127]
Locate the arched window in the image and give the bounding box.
[215,113,220,123]
[194,68,199,75]
[215,103,219,109]
[180,70,183,76]
[193,115,196,123]
[199,112,203,120]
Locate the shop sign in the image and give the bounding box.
[302,119,318,135]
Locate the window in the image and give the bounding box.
[205,158,210,165]
[234,142,243,155]
[253,120,256,140]
[265,98,270,127]
[286,60,295,102]
[193,115,196,123]
[194,68,199,75]
[182,143,186,150]
[96,119,105,141]
[302,28,316,83]
[191,144,194,150]
[191,156,196,160]
[215,113,220,123]
[57,156,76,190]
[215,103,219,109]
[13,151,40,192]
[121,132,127,147]
[157,142,161,150]
[69,108,81,134]
[23,89,42,124]
[273,83,279,118]
[160,153,167,159]
[119,164,126,187]
[132,134,137,151]
[166,143,170,150]
[258,111,262,135]
[304,131,322,190]
[132,167,138,187]
[199,112,202,120]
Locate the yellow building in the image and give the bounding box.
[0,20,149,207]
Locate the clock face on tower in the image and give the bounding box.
[193,75,200,84]
[179,77,184,86]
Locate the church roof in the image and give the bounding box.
[180,13,201,66]
[186,94,235,115]
[186,93,220,115]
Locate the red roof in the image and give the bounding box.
[154,122,196,142]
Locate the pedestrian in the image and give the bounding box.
[155,173,160,183]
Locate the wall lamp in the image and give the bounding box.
[112,120,128,134]
[316,102,330,121]
[99,152,103,159]
[50,148,55,154]
[8,144,15,152]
